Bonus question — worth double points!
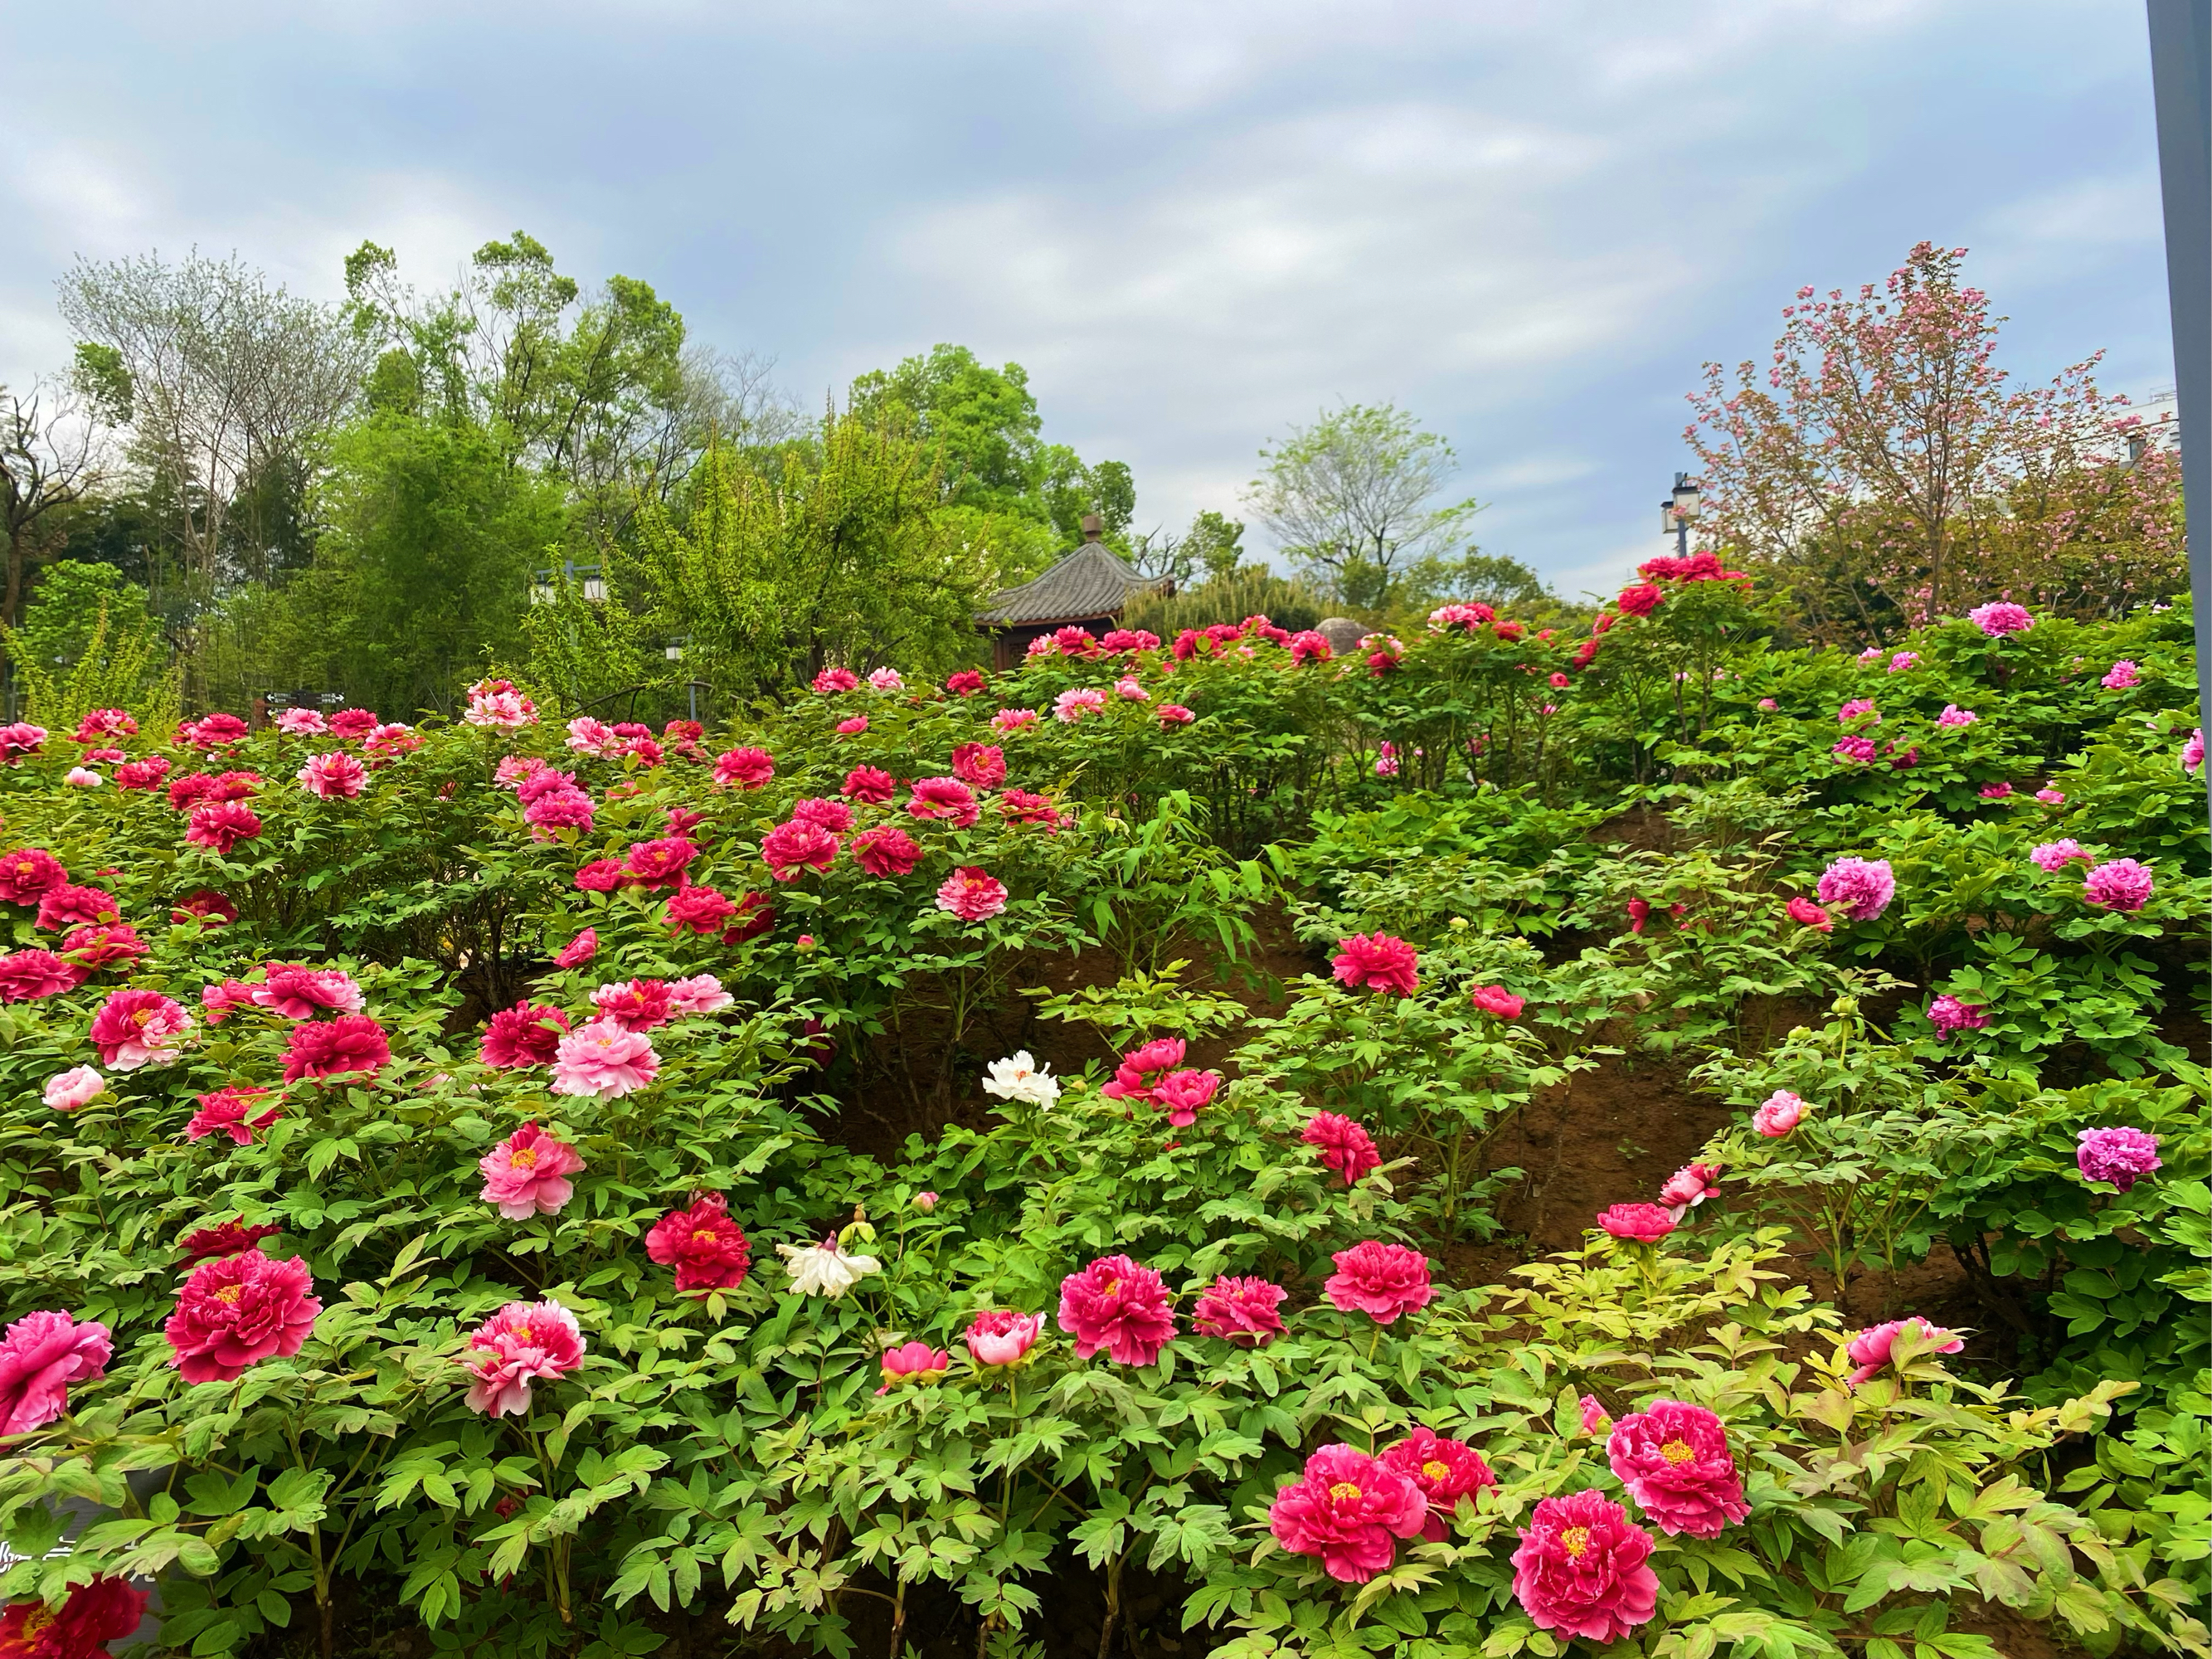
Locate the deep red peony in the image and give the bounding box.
[281,1015,391,1082]
[1331,932,1419,996]
[1381,1427,1497,1540]
[1057,1254,1176,1365]
[644,1192,753,1293]
[178,1219,284,1262]
[480,1001,571,1068]
[164,1248,321,1383]
[0,1575,148,1657]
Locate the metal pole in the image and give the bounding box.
[2146,0,2211,815]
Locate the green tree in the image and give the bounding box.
[630,411,994,699]
[1400,549,1553,613]
[1245,401,1480,604]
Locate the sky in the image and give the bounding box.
[0,0,2180,601]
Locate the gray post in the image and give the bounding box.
[2147,1,2211,814]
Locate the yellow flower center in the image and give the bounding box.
[22,1608,53,1635]
[510,1146,537,1168]
[213,1284,243,1306]
[1328,1482,1364,1503]
[1422,1460,1451,1483]
[692,1228,720,1245]
[13,863,32,878]
[134,1009,152,1027]
[1660,1438,1695,1465]
[1101,1279,1120,1298]
[1562,1527,1590,1559]
[512,1325,532,1342]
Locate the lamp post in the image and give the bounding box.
[1658,473,1701,558]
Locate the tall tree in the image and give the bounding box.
[55,250,366,589]
[1244,401,1480,605]
[0,378,107,628]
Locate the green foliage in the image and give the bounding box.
[4,560,166,710]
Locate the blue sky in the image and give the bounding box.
[0,0,2176,599]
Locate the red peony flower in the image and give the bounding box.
[761,820,839,881]
[1301,1112,1381,1185]
[1469,983,1524,1019]
[946,669,986,695]
[1510,1489,1660,1643]
[1597,1202,1676,1243]
[0,1308,111,1435]
[186,799,262,854]
[950,742,1007,789]
[0,950,85,1002]
[281,1014,391,1082]
[1605,1398,1748,1538]
[1267,1443,1429,1583]
[178,1219,284,1262]
[665,884,738,935]
[996,788,1060,828]
[1785,895,1833,932]
[1099,1037,1185,1106]
[1152,1068,1220,1127]
[622,835,697,888]
[0,1575,147,1657]
[184,1087,282,1145]
[1381,1427,1496,1540]
[0,848,66,906]
[906,776,980,828]
[841,765,897,804]
[35,884,118,931]
[554,928,597,968]
[1056,1254,1176,1365]
[173,888,239,926]
[574,858,625,892]
[1190,1275,1286,1346]
[1332,932,1419,996]
[592,978,673,1032]
[1324,1241,1433,1325]
[644,1192,752,1293]
[479,1001,571,1068]
[164,1248,320,1383]
[724,891,776,944]
[115,756,173,791]
[1616,583,1664,618]
[254,964,364,1019]
[853,825,923,876]
[712,746,775,791]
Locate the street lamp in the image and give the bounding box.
[1659,473,1701,558]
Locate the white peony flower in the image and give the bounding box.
[775,1238,882,1298]
[981,1051,1059,1107]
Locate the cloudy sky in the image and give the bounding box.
[0,0,2178,598]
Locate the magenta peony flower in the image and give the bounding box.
[1606,1399,1748,1537]
[1580,1394,1612,1435]
[725,890,775,945]
[664,884,737,936]
[906,776,980,828]
[186,799,264,854]
[89,988,194,1069]
[1157,703,1195,726]
[1978,782,2014,800]
[1324,1241,1434,1325]
[2030,838,2089,871]
[1936,703,1977,727]
[1815,855,1894,922]
[478,1122,586,1218]
[165,1248,320,1383]
[1380,1427,1496,1540]
[1597,1203,1675,1243]
[790,797,853,836]
[178,1219,284,1262]
[1101,1037,1185,1106]
[1152,1068,1220,1127]
[1302,1112,1381,1186]
[1332,932,1419,996]
[0,951,85,1002]
[1268,1443,1429,1584]
[965,1309,1043,1367]
[37,883,119,932]
[1057,1254,1176,1365]
[762,820,839,881]
[997,788,1060,827]
[2076,1126,2161,1192]
[184,1086,282,1145]
[1510,1489,1660,1643]
[2100,659,2140,689]
[574,858,625,892]
[1053,686,1107,723]
[992,708,1040,733]
[935,866,1008,922]
[298,751,367,800]
[2184,728,2205,776]
[812,667,861,693]
[0,848,66,906]
[950,742,1007,788]
[853,825,924,876]
[282,1014,391,1082]
[0,1309,111,1434]
[1616,582,1663,617]
[842,764,897,803]
[551,1018,659,1098]
[645,1192,752,1292]
[56,922,145,976]
[254,964,365,1020]
[622,836,696,889]
[1968,601,2034,636]
[1752,1090,1808,1137]
[41,1065,105,1112]
[1927,993,1991,1039]
[1887,651,1919,672]
[462,679,536,727]
[1657,1161,1722,1218]
[713,747,775,790]
[462,1299,586,1418]
[1785,895,1833,932]
[1845,1316,1962,1387]
[1832,735,1877,763]
[479,1001,570,1068]
[1191,1275,1287,1346]
[835,715,869,736]
[554,928,597,968]
[1469,983,1524,1019]
[946,669,987,695]
[2083,858,2153,912]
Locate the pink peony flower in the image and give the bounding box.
[1837,698,1879,724]
[551,1018,659,1098]
[281,1014,391,1082]
[1887,651,1919,672]
[463,679,537,727]
[1597,1202,1675,1243]
[36,883,119,931]
[0,848,67,906]
[1381,1427,1496,1540]
[1606,1399,1748,1537]
[1927,994,1991,1039]
[1053,687,1107,724]
[1057,1254,1176,1365]
[2083,858,2154,912]
[479,1001,571,1068]
[1114,676,1149,701]
[813,666,861,693]
[1815,855,1894,922]
[1302,1112,1381,1185]
[853,825,923,876]
[164,1248,320,1383]
[1157,703,1195,726]
[1288,630,1332,664]
[1191,1275,1287,1346]
[2101,659,2140,689]
[596,977,678,1031]
[907,776,980,827]
[254,964,365,1020]
[2076,1126,2161,1191]
[1470,983,1524,1019]
[835,715,869,736]
[1752,1090,1807,1137]
[1968,601,2034,637]
[186,798,263,854]
[997,788,1060,828]
[645,1192,752,1292]
[790,796,853,834]
[762,820,839,881]
[1324,1241,1433,1325]
[574,859,625,892]
[1267,1443,1429,1584]
[554,927,598,968]
[935,866,1008,922]
[298,751,367,800]
[0,951,85,1002]
[965,1309,1043,1367]
[876,1340,950,1394]
[1978,781,2013,799]
[2035,787,2064,805]
[713,747,775,790]
[1331,932,1419,996]
[184,1087,282,1145]
[462,1299,586,1417]
[364,722,421,758]
[867,666,904,692]
[1100,1037,1185,1106]
[1845,1316,1962,1387]
[1657,1160,1722,1218]
[63,766,102,788]
[1580,1394,1612,1435]
[842,764,897,803]
[1510,1489,1660,1643]
[2030,838,2088,872]
[950,742,1007,788]
[329,708,379,738]
[1152,1068,1220,1127]
[2183,728,2205,776]
[991,708,1040,733]
[666,884,738,935]
[1936,703,1978,727]
[523,786,594,838]
[1785,895,1833,932]
[89,989,194,1069]
[478,1122,586,1218]
[0,1309,112,1433]
[42,1065,105,1112]
[70,708,136,743]
[0,722,45,761]
[668,974,733,1015]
